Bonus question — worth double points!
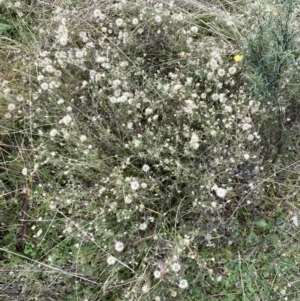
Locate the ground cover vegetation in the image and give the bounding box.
[0,0,300,300]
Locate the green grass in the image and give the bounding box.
[1,0,300,300]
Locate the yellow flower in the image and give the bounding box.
[233,54,243,62]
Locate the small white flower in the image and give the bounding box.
[190,132,199,150]
[130,180,140,190]
[95,56,106,63]
[4,88,11,95]
[117,95,127,103]
[36,229,43,238]
[172,262,181,272]
[142,284,150,293]
[186,77,193,85]
[7,103,16,111]
[190,26,198,33]
[291,215,298,226]
[280,289,286,295]
[207,72,214,80]
[41,82,49,90]
[49,202,56,210]
[209,59,218,70]
[112,79,121,87]
[228,66,237,75]
[101,62,111,70]
[45,65,54,73]
[173,84,182,91]
[59,35,68,46]
[59,114,72,126]
[178,279,188,289]
[210,130,217,137]
[132,18,139,25]
[244,153,250,160]
[242,123,252,131]
[215,187,227,199]
[80,135,87,142]
[211,94,219,101]
[114,241,124,252]
[16,95,24,102]
[142,164,150,172]
[22,167,28,176]
[107,255,117,265]
[75,50,84,58]
[139,223,147,230]
[200,93,207,99]
[109,96,117,103]
[50,129,59,137]
[125,196,133,204]
[62,130,69,140]
[174,13,184,21]
[219,93,227,103]
[217,69,226,77]
[120,60,129,68]
[247,134,254,141]
[93,9,102,18]
[141,182,148,189]
[153,270,161,278]
[116,18,124,27]
[79,31,86,38]
[98,187,106,195]
[49,80,59,89]
[145,108,153,115]
[183,99,197,114]
[154,15,162,23]
[224,105,232,113]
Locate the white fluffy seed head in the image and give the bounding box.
[114,241,124,252]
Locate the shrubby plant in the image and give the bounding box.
[1,0,300,300]
[245,0,300,163]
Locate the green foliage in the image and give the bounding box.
[244,0,300,162]
[1,0,300,300]
[0,2,36,42]
[0,5,21,39]
[0,23,12,35]
[246,1,299,100]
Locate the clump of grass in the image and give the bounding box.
[244,0,300,163]
[1,0,300,300]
